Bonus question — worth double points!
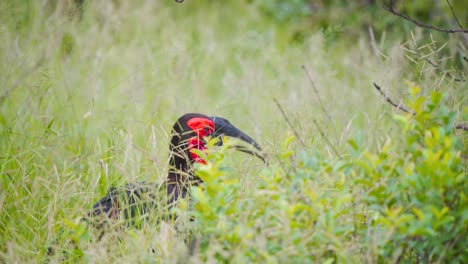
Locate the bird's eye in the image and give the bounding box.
[203,126,211,133]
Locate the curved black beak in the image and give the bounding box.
[211,116,267,164]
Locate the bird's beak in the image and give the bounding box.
[212,117,267,164]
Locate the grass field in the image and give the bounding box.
[1,1,466,263]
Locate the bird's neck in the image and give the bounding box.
[166,145,202,204]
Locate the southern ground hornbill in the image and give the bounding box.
[85,113,266,229]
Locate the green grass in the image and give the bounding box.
[1,1,466,263]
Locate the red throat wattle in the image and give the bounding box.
[186,117,214,164]
[188,137,207,164]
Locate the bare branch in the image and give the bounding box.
[373,82,467,131]
[446,0,464,30]
[312,119,341,159]
[273,98,306,148]
[302,65,341,146]
[455,124,468,131]
[373,83,414,114]
[301,65,333,123]
[384,3,468,33]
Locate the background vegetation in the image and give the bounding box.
[0,0,466,263]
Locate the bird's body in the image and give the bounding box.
[86,113,265,228]
[47,113,265,256]
[86,182,163,229]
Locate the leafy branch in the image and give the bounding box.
[372,82,467,131]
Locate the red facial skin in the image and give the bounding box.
[186,118,214,164]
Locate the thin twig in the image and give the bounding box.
[373,82,467,131]
[273,98,306,148]
[302,65,341,146]
[275,154,295,179]
[301,65,333,123]
[424,58,465,82]
[384,3,468,33]
[446,0,464,30]
[373,83,415,115]
[455,124,468,131]
[312,119,341,159]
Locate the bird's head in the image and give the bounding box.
[169,113,266,167]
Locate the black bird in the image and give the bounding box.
[86,113,266,228]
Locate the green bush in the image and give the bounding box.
[353,84,466,262]
[190,83,466,262]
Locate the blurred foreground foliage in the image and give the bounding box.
[191,83,466,262]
